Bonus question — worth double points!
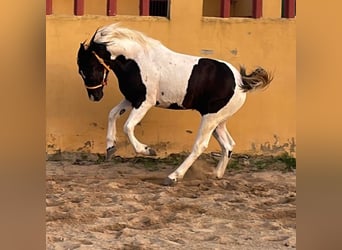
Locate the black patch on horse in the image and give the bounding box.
[182,58,236,115]
[109,55,147,109]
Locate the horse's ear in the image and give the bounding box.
[80,43,85,51]
[90,29,98,43]
[80,40,89,51]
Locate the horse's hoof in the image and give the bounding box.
[162,177,177,186]
[148,148,157,156]
[106,146,116,160]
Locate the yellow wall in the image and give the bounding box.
[117,0,140,16]
[85,0,107,15]
[46,0,296,157]
[52,0,73,15]
[263,0,282,18]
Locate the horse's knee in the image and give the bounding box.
[123,121,133,135]
[108,109,115,118]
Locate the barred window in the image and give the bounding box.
[46,0,171,17]
[202,0,262,18]
[150,0,169,17]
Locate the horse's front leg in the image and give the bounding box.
[123,101,156,156]
[106,99,132,159]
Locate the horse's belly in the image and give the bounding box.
[155,88,187,109]
[156,58,199,108]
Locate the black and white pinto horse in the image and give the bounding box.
[77,23,273,185]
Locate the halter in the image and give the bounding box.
[85,52,111,90]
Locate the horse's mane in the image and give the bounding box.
[90,23,158,49]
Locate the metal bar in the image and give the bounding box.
[284,0,296,18]
[220,0,230,18]
[74,0,84,16]
[107,0,117,16]
[252,0,262,18]
[46,0,52,15]
[140,0,150,16]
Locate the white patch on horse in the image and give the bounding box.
[106,99,132,150]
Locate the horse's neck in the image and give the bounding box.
[113,42,172,65]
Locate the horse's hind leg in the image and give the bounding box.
[106,99,132,160]
[123,101,156,156]
[213,121,236,178]
[164,115,218,185]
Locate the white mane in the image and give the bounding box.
[93,23,161,58]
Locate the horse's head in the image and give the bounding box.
[77,41,111,102]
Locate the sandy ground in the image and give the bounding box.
[46,154,296,249]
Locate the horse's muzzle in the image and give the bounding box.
[88,92,103,102]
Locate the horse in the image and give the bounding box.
[77,23,273,186]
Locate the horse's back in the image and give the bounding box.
[153,52,200,108]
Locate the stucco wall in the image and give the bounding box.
[46,0,296,157]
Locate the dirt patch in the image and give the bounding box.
[46,153,296,249]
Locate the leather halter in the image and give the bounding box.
[92,51,111,71]
[85,52,111,90]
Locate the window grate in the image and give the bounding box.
[149,0,169,17]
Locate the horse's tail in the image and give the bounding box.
[239,66,273,92]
